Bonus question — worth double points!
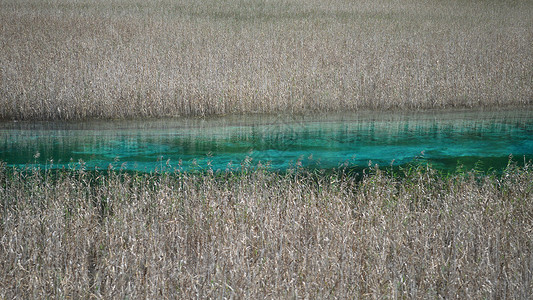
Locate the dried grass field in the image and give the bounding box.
[0,164,532,298]
[1,0,532,120]
[1,1,533,298]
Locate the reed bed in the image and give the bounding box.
[1,163,532,298]
[1,0,532,120]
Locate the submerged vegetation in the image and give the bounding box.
[1,0,532,120]
[1,163,532,298]
[1,0,532,298]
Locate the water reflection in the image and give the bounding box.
[1,109,532,172]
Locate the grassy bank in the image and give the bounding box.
[1,163,532,298]
[1,0,532,120]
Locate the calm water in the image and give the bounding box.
[1,110,532,173]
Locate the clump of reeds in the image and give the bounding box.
[1,0,532,120]
[1,162,532,298]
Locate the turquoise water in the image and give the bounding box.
[1,110,532,173]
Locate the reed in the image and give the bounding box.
[1,163,532,298]
[1,0,531,120]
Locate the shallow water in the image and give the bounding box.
[1,110,532,173]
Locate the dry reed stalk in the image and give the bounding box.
[0,164,532,298]
[0,0,531,120]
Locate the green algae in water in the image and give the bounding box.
[1,110,532,173]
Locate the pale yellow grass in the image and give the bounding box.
[0,0,532,120]
[0,164,532,298]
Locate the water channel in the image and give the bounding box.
[1,109,532,173]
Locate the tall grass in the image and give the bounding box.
[1,0,531,120]
[1,163,532,298]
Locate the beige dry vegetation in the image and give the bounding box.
[1,0,532,120]
[1,1,533,297]
[0,164,532,298]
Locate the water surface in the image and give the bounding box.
[1,110,532,173]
